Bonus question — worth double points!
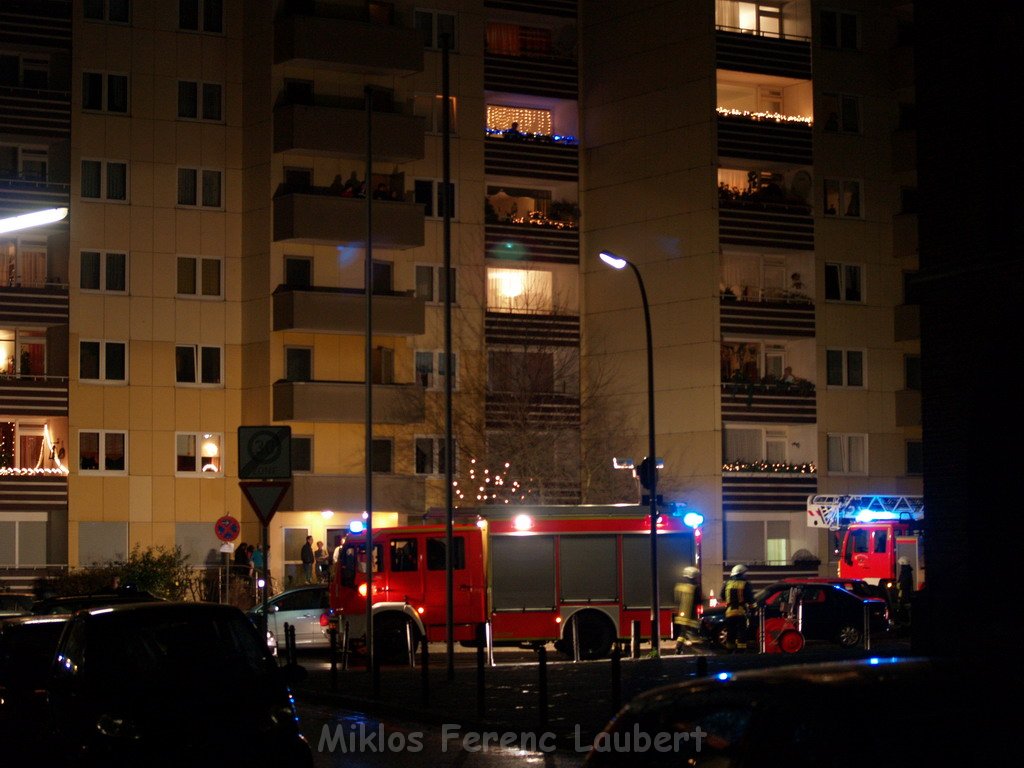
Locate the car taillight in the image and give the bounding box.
[696,604,704,617]
[319,611,331,627]
[358,583,367,597]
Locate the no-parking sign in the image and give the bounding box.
[214,515,241,543]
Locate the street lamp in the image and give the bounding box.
[0,207,68,234]
[599,250,661,657]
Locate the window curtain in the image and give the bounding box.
[716,0,741,29]
[486,22,520,55]
[724,428,762,463]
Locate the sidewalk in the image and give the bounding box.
[293,639,912,750]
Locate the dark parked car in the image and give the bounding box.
[701,581,890,648]
[0,592,35,618]
[30,589,162,615]
[583,657,987,767]
[46,602,313,768]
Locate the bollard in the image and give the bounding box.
[695,654,709,677]
[631,620,642,659]
[406,619,416,668]
[476,622,486,718]
[328,626,338,691]
[572,613,581,663]
[420,634,430,708]
[758,606,766,654]
[538,645,548,732]
[610,642,622,714]
[341,620,350,671]
[863,603,871,650]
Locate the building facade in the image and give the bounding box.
[1,0,919,599]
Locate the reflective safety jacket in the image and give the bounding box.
[673,580,703,628]
[724,577,754,618]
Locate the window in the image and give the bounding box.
[176,432,222,474]
[427,537,465,570]
[0,54,48,89]
[291,436,312,473]
[370,438,392,473]
[0,145,47,181]
[487,268,553,313]
[285,347,312,382]
[414,179,456,219]
[80,250,127,292]
[82,72,129,113]
[84,0,130,22]
[824,262,862,302]
[81,160,127,201]
[906,441,923,475]
[820,9,858,50]
[0,330,46,377]
[821,93,860,133]
[415,350,457,390]
[415,265,456,303]
[414,9,457,50]
[78,430,126,473]
[2,237,48,288]
[827,433,867,475]
[415,436,451,475]
[284,257,312,289]
[79,341,126,382]
[177,168,222,208]
[371,260,393,294]
[412,93,457,135]
[175,345,221,385]
[826,349,864,387]
[176,256,221,297]
[179,0,222,33]
[722,427,787,464]
[177,81,222,121]
[904,355,921,391]
[389,539,418,572]
[766,520,789,565]
[823,178,861,217]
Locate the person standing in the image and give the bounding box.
[314,541,329,582]
[673,566,704,653]
[301,535,315,584]
[896,556,915,624]
[722,564,754,652]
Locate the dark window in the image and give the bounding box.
[285,257,312,289]
[389,539,418,572]
[175,346,196,383]
[291,437,312,472]
[414,180,434,216]
[370,439,392,473]
[826,350,843,386]
[177,168,197,205]
[201,83,222,120]
[846,351,864,387]
[903,272,921,305]
[105,343,126,380]
[83,73,103,110]
[106,162,127,200]
[80,342,100,379]
[283,79,314,105]
[107,75,128,112]
[201,346,220,384]
[81,251,101,290]
[201,170,221,207]
[179,0,198,29]
[906,441,923,475]
[904,355,921,391]
[371,261,393,294]
[284,167,312,189]
[178,81,198,118]
[285,348,311,381]
[824,263,841,300]
[109,0,130,23]
[873,529,888,554]
[106,252,126,292]
[203,0,223,33]
[84,0,104,18]
[427,537,465,570]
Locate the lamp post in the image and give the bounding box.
[599,250,660,657]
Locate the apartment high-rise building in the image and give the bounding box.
[2,1,919,599]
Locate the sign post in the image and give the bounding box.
[240,480,290,638]
[214,516,240,603]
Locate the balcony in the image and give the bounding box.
[720,295,815,337]
[274,102,425,163]
[719,200,814,251]
[721,470,817,514]
[0,375,68,416]
[281,473,425,517]
[273,190,424,249]
[485,221,578,264]
[484,0,577,18]
[894,389,921,427]
[485,391,580,429]
[485,311,579,347]
[0,178,70,219]
[0,472,67,513]
[273,287,425,335]
[717,112,813,165]
[273,380,424,424]
[715,29,811,79]
[274,13,423,76]
[894,304,920,342]
[0,285,68,325]
[484,135,578,182]
[721,381,816,424]
[484,53,577,100]
[0,86,71,139]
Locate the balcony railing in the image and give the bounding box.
[282,473,424,517]
[717,112,813,165]
[485,310,580,347]
[0,86,71,138]
[274,13,423,75]
[0,375,68,416]
[273,189,424,249]
[484,53,577,99]
[484,0,577,18]
[715,29,811,79]
[273,286,425,335]
[484,135,579,182]
[721,381,816,424]
[719,200,814,251]
[274,103,425,163]
[720,295,815,337]
[721,471,817,514]
[0,472,67,513]
[273,380,424,424]
[485,391,580,429]
[485,222,579,264]
[0,285,69,325]
[0,178,71,218]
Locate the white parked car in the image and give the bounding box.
[247,584,330,652]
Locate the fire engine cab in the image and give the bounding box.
[328,504,702,660]
[807,494,924,589]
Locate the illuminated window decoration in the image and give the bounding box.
[486,268,553,313]
[176,431,222,475]
[716,107,813,125]
[486,105,552,135]
[0,421,67,476]
[722,461,816,473]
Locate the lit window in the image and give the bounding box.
[176,432,222,474]
[487,268,553,313]
[823,178,861,217]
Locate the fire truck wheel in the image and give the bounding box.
[562,610,615,660]
[374,612,421,663]
[837,624,862,648]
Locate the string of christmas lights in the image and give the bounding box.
[716,107,813,125]
[722,460,816,473]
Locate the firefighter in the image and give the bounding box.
[673,566,703,653]
[722,563,754,652]
[896,556,914,624]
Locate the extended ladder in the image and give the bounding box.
[806,494,924,530]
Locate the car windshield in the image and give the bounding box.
[0,620,67,686]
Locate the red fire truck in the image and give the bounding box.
[807,494,924,589]
[327,504,702,660]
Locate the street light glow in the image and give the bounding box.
[599,251,627,270]
[0,207,68,234]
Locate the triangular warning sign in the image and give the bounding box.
[239,480,291,526]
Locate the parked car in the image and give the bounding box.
[246,583,331,652]
[31,589,162,615]
[583,657,984,767]
[0,592,35,618]
[46,602,313,767]
[701,581,890,648]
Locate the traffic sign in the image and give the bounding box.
[214,515,240,542]
[238,426,292,479]
[239,480,291,526]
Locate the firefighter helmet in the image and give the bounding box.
[897,557,910,566]
[730,564,748,577]
[683,566,699,579]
